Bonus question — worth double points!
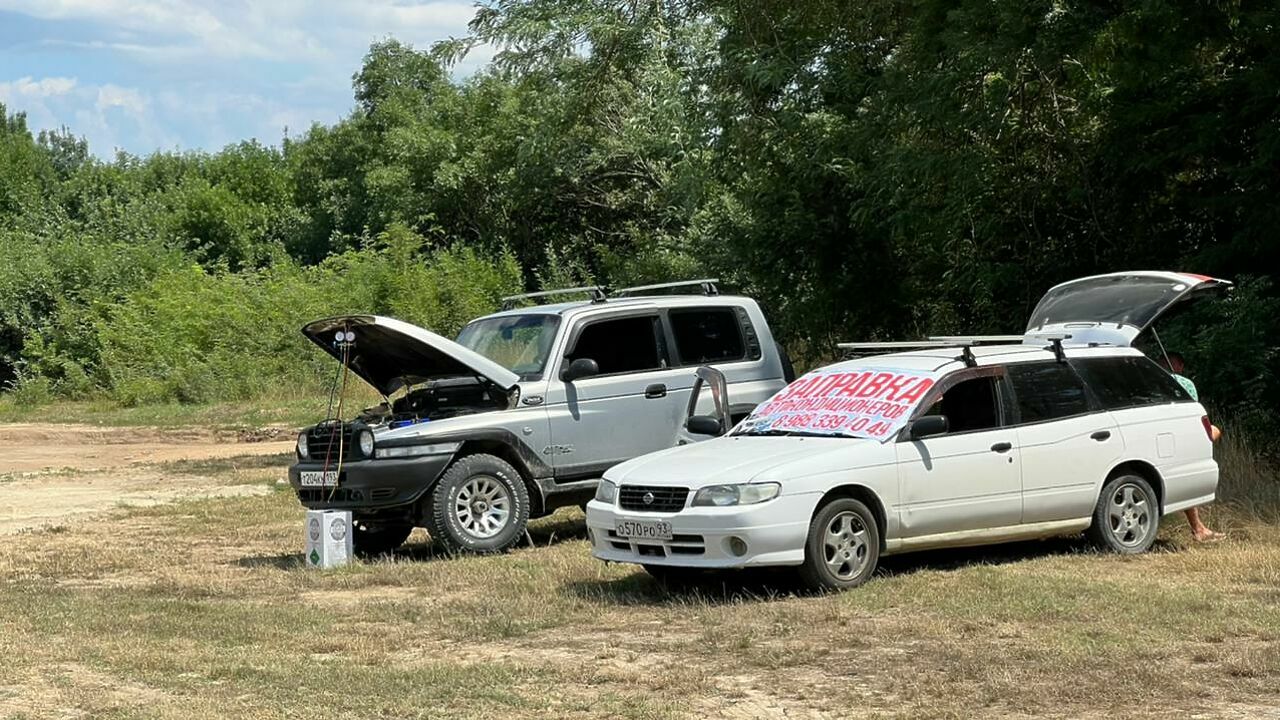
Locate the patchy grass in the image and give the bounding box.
[0,393,353,431]
[2,453,1279,719]
[152,452,296,476]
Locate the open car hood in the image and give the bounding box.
[302,315,520,396]
[1024,271,1232,347]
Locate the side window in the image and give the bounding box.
[1072,356,1191,409]
[1007,362,1090,423]
[669,308,746,365]
[566,316,664,375]
[921,376,1002,433]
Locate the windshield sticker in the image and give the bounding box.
[737,367,942,442]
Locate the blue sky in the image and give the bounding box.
[0,1,491,158]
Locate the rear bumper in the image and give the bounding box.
[288,454,452,510]
[585,494,814,569]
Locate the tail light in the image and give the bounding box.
[1201,416,1213,441]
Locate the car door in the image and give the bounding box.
[895,367,1023,538]
[1006,361,1122,524]
[1070,354,1215,510]
[543,312,692,480]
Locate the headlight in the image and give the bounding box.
[296,431,309,460]
[357,429,375,457]
[691,482,780,507]
[595,479,617,504]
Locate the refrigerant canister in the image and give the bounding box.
[305,509,353,569]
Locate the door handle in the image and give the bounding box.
[990,442,1013,453]
[1091,430,1112,441]
[644,383,667,399]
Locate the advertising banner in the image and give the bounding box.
[738,366,942,442]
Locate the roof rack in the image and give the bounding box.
[926,335,1026,344]
[837,335,1026,351]
[500,285,606,310]
[838,334,1076,367]
[613,278,720,298]
[500,278,722,310]
[1029,333,1073,362]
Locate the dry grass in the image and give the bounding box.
[2,451,1279,719]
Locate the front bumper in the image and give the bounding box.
[287,454,453,510]
[585,493,815,569]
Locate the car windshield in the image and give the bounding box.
[1026,275,1191,332]
[456,314,561,379]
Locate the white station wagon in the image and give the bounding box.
[586,271,1230,590]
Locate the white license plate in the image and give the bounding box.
[299,470,340,487]
[615,518,673,541]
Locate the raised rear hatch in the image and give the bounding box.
[1024,271,1232,347]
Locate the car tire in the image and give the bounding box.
[426,453,529,554]
[351,522,413,558]
[1087,473,1160,554]
[798,498,880,591]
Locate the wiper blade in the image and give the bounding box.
[734,429,834,438]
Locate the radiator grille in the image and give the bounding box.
[307,422,358,463]
[618,485,689,512]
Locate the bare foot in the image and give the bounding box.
[1192,529,1225,542]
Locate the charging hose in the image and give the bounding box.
[324,332,353,503]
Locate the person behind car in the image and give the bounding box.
[1159,351,1224,542]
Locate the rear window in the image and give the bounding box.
[1072,356,1191,409]
[1007,362,1090,423]
[669,308,746,365]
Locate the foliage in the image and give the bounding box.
[0,4,1277,436]
[98,228,521,405]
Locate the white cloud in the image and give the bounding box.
[0,75,78,102]
[1,75,171,154]
[0,2,495,156]
[95,84,147,115]
[0,0,482,65]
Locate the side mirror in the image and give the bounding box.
[909,415,949,440]
[562,357,600,382]
[685,415,723,436]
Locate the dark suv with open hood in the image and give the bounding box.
[288,281,792,556]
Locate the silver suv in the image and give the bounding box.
[287,280,792,556]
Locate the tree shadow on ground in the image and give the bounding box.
[235,507,591,568]
[564,535,1182,606]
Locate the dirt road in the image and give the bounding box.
[0,423,293,534]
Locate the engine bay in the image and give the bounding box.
[357,376,510,428]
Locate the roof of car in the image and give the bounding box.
[829,343,1144,374]
[475,294,758,320]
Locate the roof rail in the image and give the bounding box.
[613,278,720,298]
[838,336,1021,350]
[500,285,607,311]
[926,335,1027,344]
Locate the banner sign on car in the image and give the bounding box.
[737,366,942,442]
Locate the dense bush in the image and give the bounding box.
[96,226,521,404]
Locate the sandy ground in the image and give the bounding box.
[0,423,292,474]
[0,423,292,534]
